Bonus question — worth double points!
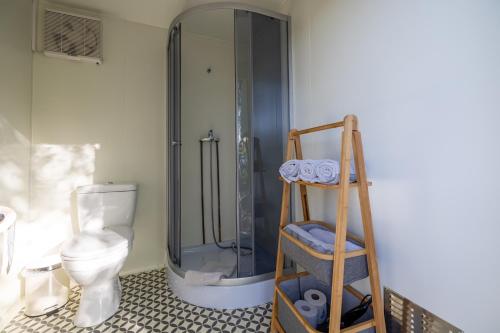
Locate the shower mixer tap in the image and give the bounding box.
[200,129,219,142]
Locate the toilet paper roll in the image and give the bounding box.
[294,300,318,328]
[304,289,328,324]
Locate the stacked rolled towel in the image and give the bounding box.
[299,160,319,182]
[279,159,300,183]
[315,159,340,184]
[279,159,357,184]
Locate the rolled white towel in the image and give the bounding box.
[317,160,357,183]
[299,160,319,183]
[279,159,301,183]
[315,159,340,184]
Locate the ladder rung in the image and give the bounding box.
[345,249,367,258]
[340,319,376,333]
[276,271,310,284]
[279,177,372,190]
[293,120,345,135]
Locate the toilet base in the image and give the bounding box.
[74,277,122,327]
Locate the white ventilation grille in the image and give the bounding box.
[43,9,102,64]
[384,288,463,333]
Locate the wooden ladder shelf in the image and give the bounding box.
[271,115,386,333]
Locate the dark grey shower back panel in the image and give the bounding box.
[251,13,288,276]
[235,10,289,277]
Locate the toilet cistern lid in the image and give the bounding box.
[76,183,137,194]
[61,229,128,260]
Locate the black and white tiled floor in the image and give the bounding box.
[2,269,272,333]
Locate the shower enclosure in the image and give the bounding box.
[167,4,290,308]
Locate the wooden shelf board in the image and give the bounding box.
[279,177,372,189]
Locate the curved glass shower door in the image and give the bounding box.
[167,7,289,280]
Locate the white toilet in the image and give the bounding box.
[61,183,137,327]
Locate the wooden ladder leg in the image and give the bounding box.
[352,129,386,333]
[293,134,310,221]
[271,181,290,332]
[271,132,296,332]
[329,116,355,333]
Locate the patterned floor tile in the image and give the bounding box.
[2,269,271,333]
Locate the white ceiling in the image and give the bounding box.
[46,0,289,29]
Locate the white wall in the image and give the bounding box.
[180,24,236,247]
[289,1,500,331]
[31,10,167,274]
[0,0,33,326]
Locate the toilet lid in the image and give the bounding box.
[61,229,128,260]
[25,254,62,272]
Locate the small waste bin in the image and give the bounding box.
[23,255,70,316]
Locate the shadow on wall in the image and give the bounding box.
[28,143,99,260]
[0,117,30,226]
[1,115,100,269]
[0,115,101,323]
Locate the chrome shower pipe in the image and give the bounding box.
[200,129,222,244]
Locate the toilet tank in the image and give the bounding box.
[76,184,137,231]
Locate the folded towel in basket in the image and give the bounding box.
[284,224,334,253]
[309,228,362,252]
[284,224,363,254]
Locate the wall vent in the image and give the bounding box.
[384,288,463,333]
[43,9,102,64]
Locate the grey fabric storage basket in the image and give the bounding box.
[276,274,374,333]
[281,224,369,285]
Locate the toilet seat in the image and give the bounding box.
[61,229,129,262]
